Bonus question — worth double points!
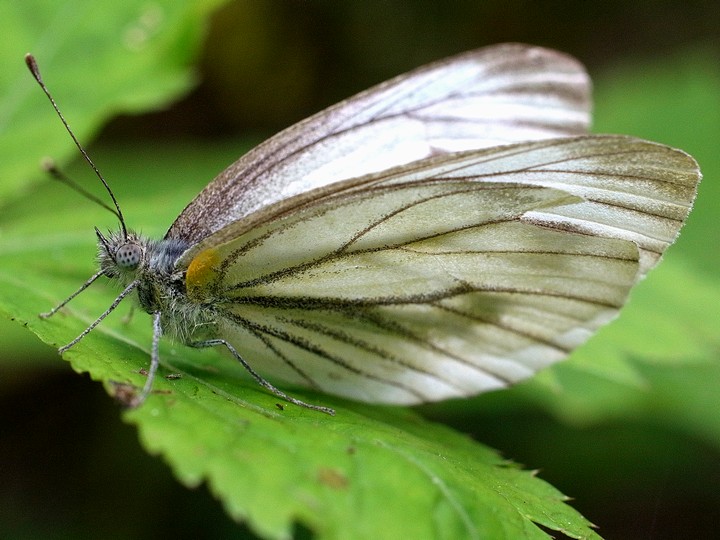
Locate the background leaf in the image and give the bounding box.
[0,0,227,202]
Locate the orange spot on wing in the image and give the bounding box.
[186,248,220,298]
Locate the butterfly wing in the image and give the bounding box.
[181,136,700,404]
[167,43,591,243]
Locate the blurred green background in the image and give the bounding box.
[1,1,719,539]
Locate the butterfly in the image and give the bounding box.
[29,43,700,415]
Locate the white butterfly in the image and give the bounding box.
[30,44,700,414]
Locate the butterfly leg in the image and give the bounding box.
[118,310,163,408]
[190,338,336,416]
[40,270,106,319]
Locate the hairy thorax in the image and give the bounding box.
[99,230,219,344]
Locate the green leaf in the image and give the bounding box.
[0,0,227,202]
[0,141,600,540]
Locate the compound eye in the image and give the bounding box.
[116,243,142,269]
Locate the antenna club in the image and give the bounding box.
[40,156,57,172]
[25,53,42,82]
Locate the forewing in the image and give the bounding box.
[184,136,699,404]
[167,43,591,243]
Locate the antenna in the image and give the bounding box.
[42,157,120,218]
[25,53,128,239]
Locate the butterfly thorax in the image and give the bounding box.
[97,229,218,343]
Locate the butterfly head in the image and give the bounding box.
[96,228,146,281]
